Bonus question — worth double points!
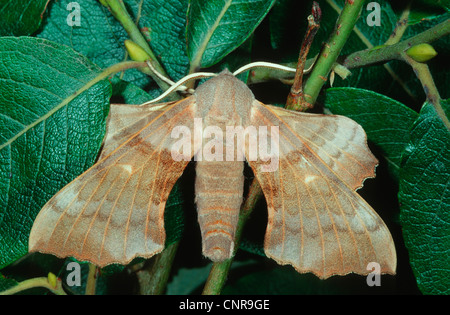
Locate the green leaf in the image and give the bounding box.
[323,87,418,180]
[0,37,111,268]
[407,0,450,24]
[398,100,450,294]
[413,0,450,11]
[166,264,212,294]
[126,0,191,81]
[186,0,276,70]
[37,0,151,91]
[0,0,49,36]
[268,0,291,51]
[163,180,185,246]
[110,77,154,104]
[37,0,192,92]
[37,0,122,68]
[0,272,18,292]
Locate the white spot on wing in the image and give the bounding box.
[120,164,133,174]
[304,175,318,184]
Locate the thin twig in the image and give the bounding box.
[302,0,366,107]
[286,1,321,111]
[85,263,97,295]
[136,242,180,295]
[343,19,450,69]
[0,274,66,295]
[384,2,411,45]
[402,53,449,130]
[102,0,171,91]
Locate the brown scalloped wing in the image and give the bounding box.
[29,98,196,267]
[246,102,396,279]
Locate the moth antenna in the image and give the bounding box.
[232,62,296,76]
[146,60,177,86]
[145,60,196,97]
[140,71,217,105]
[232,59,319,77]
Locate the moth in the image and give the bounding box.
[29,69,396,278]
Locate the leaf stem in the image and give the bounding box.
[85,263,97,295]
[102,0,171,91]
[384,2,411,45]
[402,53,449,130]
[0,275,66,295]
[286,1,321,111]
[343,19,450,69]
[102,0,154,59]
[202,260,232,295]
[136,242,179,295]
[302,0,365,106]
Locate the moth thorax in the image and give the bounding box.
[194,73,254,125]
[195,159,244,262]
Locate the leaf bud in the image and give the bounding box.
[47,272,57,288]
[124,40,151,62]
[406,43,437,63]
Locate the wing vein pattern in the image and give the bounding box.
[29,98,196,267]
[245,101,396,278]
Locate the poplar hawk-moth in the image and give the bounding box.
[29,69,396,279]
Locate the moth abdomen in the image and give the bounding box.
[195,160,244,262]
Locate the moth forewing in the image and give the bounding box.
[246,102,396,278]
[101,102,175,159]
[264,104,379,190]
[29,70,396,279]
[29,97,197,267]
[255,122,280,173]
